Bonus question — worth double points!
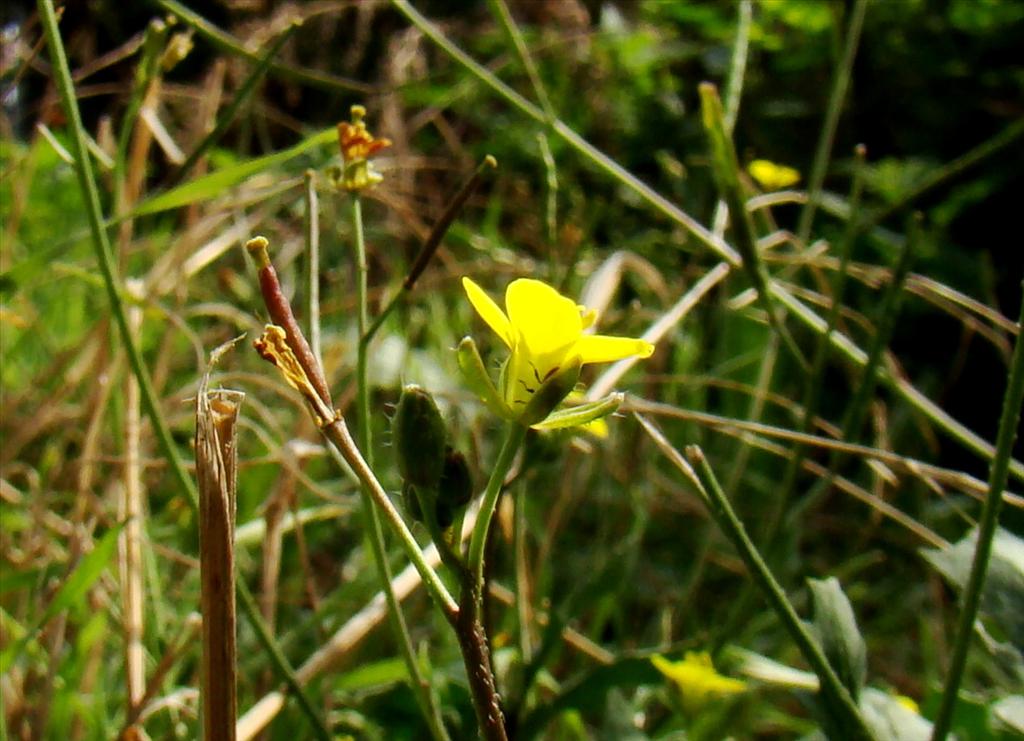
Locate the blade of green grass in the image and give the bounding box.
[132,127,336,216]
[153,0,373,94]
[796,0,869,245]
[174,20,301,183]
[931,284,1024,741]
[0,524,122,674]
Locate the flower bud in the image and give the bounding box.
[402,480,425,523]
[435,447,473,529]
[392,385,447,489]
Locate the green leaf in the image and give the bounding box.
[335,658,409,692]
[517,656,662,738]
[858,688,933,741]
[531,393,624,431]
[130,127,336,216]
[807,577,867,700]
[0,523,123,673]
[922,527,1024,653]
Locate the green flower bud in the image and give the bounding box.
[402,480,425,523]
[435,447,473,529]
[393,385,447,489]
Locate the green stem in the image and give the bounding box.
[678,442,876,741]
[788,216,918,524]
[468,424,527,591]
[361,155,497,346]
[699,82,808,372]
[321,421,457,618]
[37,2,330,734]
[350,195,451,741]
[796,0,869,245]
[154,0,373,94]
[931,285,1024,741]
[769,145,868,537]
[174,21,299,183]
[236,580,331,741]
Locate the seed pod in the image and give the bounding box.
[392,385,447,489]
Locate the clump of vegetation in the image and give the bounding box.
[2,1,1023,739]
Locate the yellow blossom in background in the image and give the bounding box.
[461,277,653,422]
[651,652,747,716]
[748,158,801,190]
[335,105,391,191]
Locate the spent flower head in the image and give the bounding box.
[333,104,391,191]
[460,276,653,428]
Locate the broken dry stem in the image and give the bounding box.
[196,385,244,741]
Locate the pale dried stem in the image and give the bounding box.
[122,292,146,713]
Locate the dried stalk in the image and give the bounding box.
[121,285,146,720]
[196,355,245,741]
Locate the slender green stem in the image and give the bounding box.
[770,145,868,537]
[350,195,451,741]
[236,580,331,741]
[114,19,168,213]
[485,0,555,122]
[361,155,496,345]
[931,285,1024,741]
[861,117,1024,233]
[700,82,808,372]
[38,3,330,733]
[722,0,752,134]
[321,424,457,618]
[789,215,918,523]
[174,21,299,183]
[468,423,527,590]
[154,0,373,94]
[639,419,876,740]
[796,0,869,245]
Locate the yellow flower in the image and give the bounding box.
[748,159,801,190]
[335,105,391,191]
[461,277,653,424]
[651,652,746,716]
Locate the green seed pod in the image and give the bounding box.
[392,384,447,489]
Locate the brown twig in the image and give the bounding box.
[196,353,245,741]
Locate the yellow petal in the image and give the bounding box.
[575,334,654,365]
[748,159,800,190]
[579,306,597,330]
[463,277,513,348]
[505,279,582,358]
